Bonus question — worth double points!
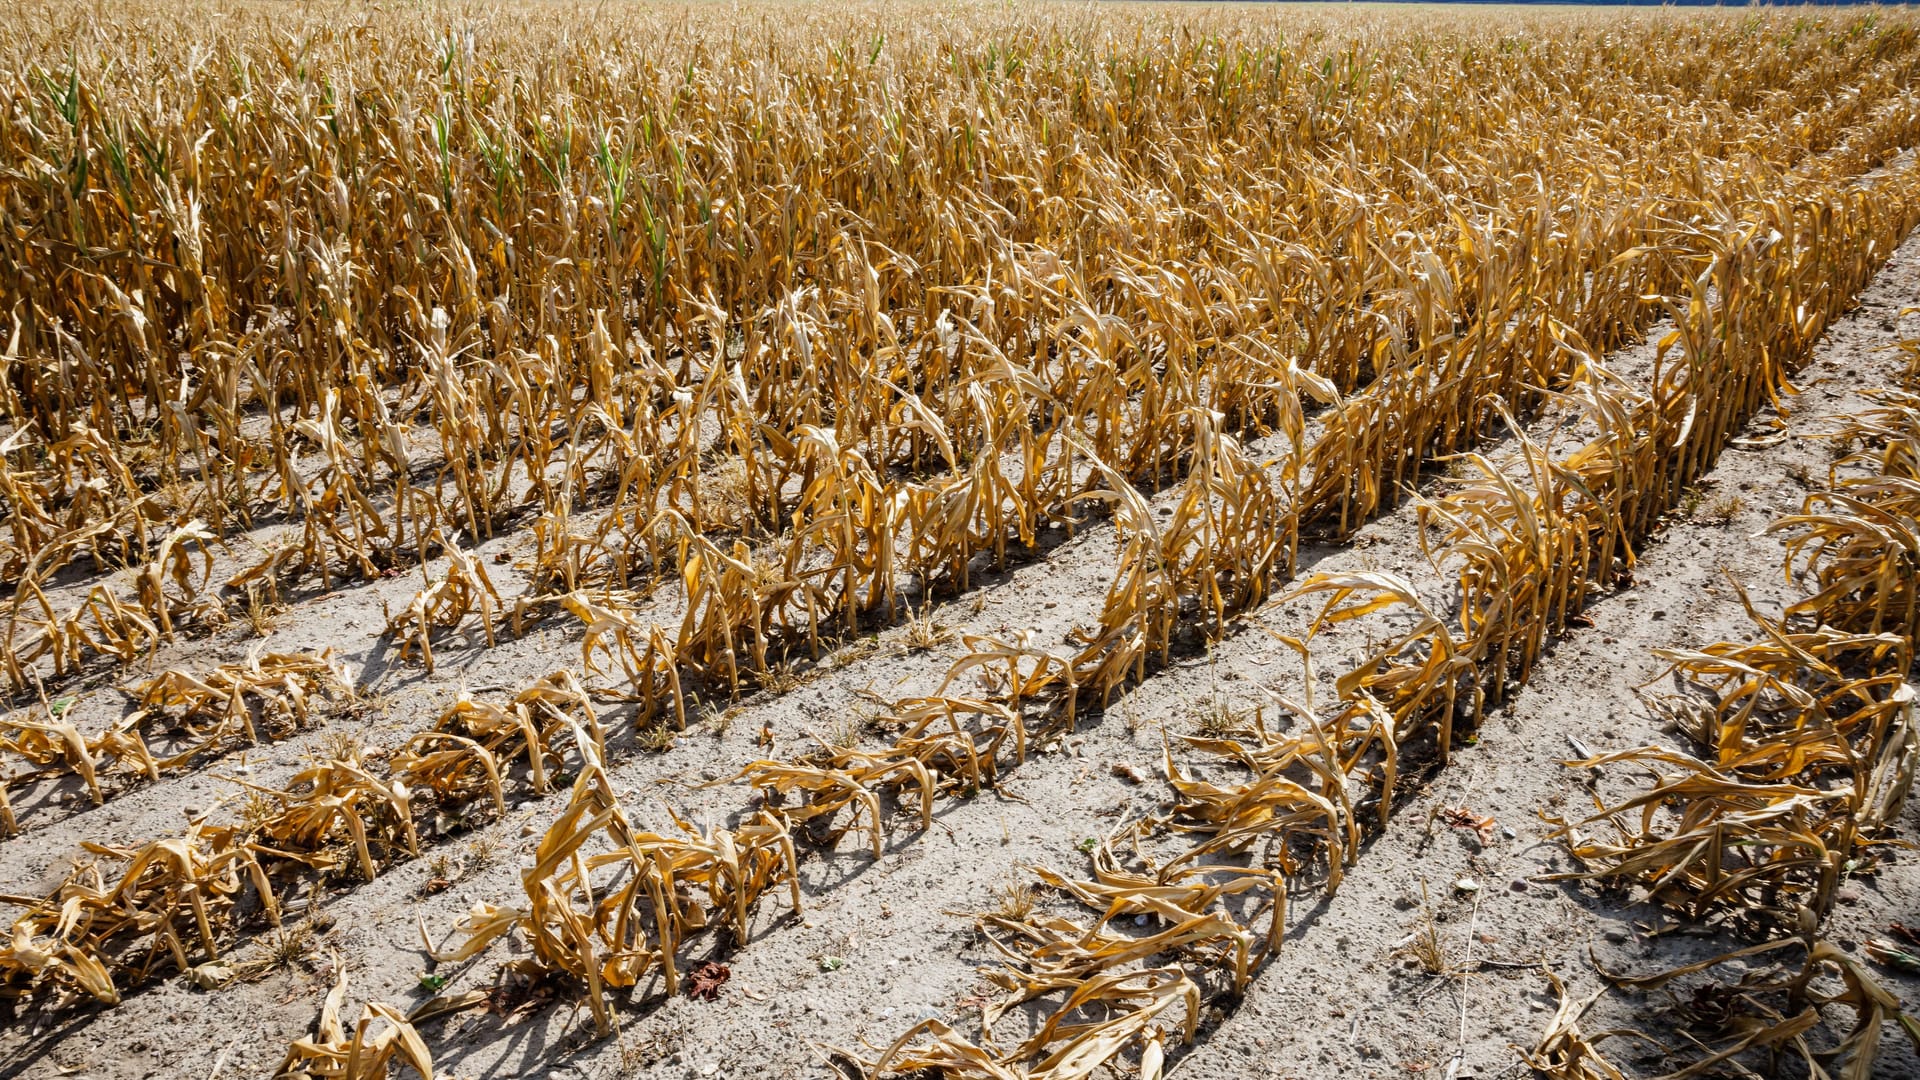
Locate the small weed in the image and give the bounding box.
[318,730,364,765]
[1194,685,1251,737]
[750,660,808,695]
[1678,485,1707,518]
[1192,658,1255,737]
[901,601,954,653]
[261,925,315,970]
[243,583,285,637]
[238,788,281,833]
[700,703,740,738]
[423,852,459,893]
[825,713,864,750]
[987,880,1038,921]
[1407,880,1450,976]
[464,835,500,869]
[1699,493,1745,524]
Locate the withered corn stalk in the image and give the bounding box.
[275,959,435,1080]
[870,88,1920,1080]
[4,2,1918,725]
[424,761,799,1034]
[0,819,276,1009]
[3,3,1920,1063]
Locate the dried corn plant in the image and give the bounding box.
[1552,747,1867,924]
[0,819,275,1009]
[427,762,799,1034]
[275,960,434,1080]
[862,968,1196,1080]
[869,695,1026,793]
[1553,586,1919,921]
[1281,571,1475,763]
[1595,930,1920,1080]
[1772,391,1920,646]
[130,650,352,767]
[1515,972,1633,1080]
[239,756,421,884]
[552,590,684,728]
[419,671,605,797]
[1650,619,1915,816]
[0,709,111,806]
[382,536,503,673]
[709,751,902,859]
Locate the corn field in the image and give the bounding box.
[3,2,1920,1079]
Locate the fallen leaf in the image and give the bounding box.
[687,961,730,1001]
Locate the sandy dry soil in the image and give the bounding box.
[5,220,1920,1080]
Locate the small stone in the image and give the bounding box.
[1603,929,1630,944]
[1836,886,1863,904]
[1453,878,1480,894]
[1509,879,1528,892]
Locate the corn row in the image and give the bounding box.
[6,9,1920,707]
[861,128,1920,1080]
[0,650,349,837]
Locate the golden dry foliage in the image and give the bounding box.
[275,959,434,1080]
[1597,931,1920,1080]
[0,0,1915,726]
[0,708,115,808]
[239,756,421,884]
[2,1,1919,1064]
[426,761,799,1034]
[865,970,1194,1080]
[1555,748,1873,922]
[1552,616,1916,923]
[0,819,275,1009]
[383,537,503,673]
[871,694,1026,793]
[870,69,1920,1076]
[131,650,351,763]
[1772,390,1920,647]
[1526,351,1920,1069]
[1516,972,1631,1080]
[712,751,920,860]
[394,670,602,803]
[1,656,350,833]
